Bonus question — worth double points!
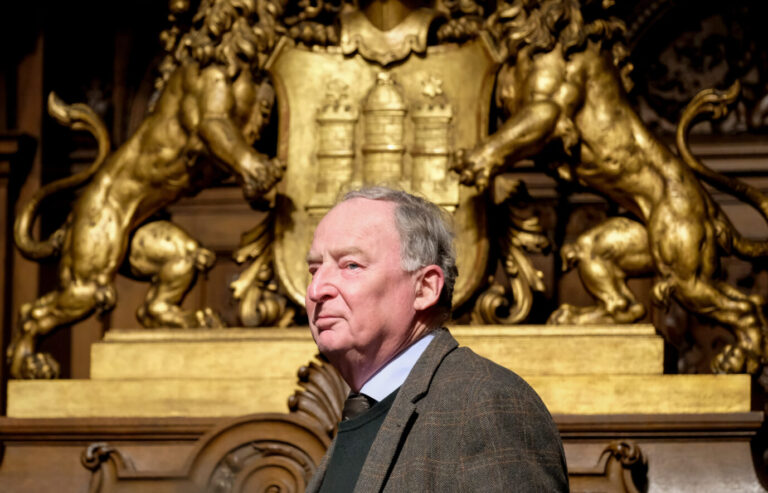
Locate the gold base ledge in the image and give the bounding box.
[452,324,662,375]
[10,325,746,419]
[528,374,751,415]
[8,374,749,418]
[7,378,298,418]
[102,328,314,343]
[92,328,318,380]
[92,325,663,379]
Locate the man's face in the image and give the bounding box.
[305,198,418,373]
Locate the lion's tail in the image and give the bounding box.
[14,92,111,260]
[676,81,768,258]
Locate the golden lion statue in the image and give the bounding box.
[455,0,768,374]
[8,0,285,378]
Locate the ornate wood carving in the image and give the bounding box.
[287,354,349,438]
[81,414,330,493]
[77,357,656,492]
[569,441,648,493]
[79,355,346,492]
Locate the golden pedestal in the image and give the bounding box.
[7,324,751,417]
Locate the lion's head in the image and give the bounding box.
[496,0,633,91]
[154,0,286,91]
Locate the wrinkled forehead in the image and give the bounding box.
[323,198,398,233]
[309,198,402,256]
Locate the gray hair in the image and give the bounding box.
[342,187,458,324]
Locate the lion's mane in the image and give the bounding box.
[154,0,286,93]
[497,0,633,91]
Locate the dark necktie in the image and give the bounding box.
[342,393,376,421]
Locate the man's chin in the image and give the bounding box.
[313,328,340,353]
[310,323,358,374]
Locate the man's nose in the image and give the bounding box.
[307,268,338,302]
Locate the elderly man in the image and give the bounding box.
[305,187,568,492]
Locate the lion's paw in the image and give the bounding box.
[195,308,225,329]
[712,345,746,373]
[548,302,645,325]
[19,352,61,379]
[547,304,580,325]
[451,148,493,190]
[242,157,285,201]
[194,247,217,272]
[711,343,761,374]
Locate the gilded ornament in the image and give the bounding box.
[8,0,285,378]
[266,16,500,308]
[453,0,768,374]
[9,0,768,380]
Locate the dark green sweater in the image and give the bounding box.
[318,389,399,493]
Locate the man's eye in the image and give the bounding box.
[346,263,360,270]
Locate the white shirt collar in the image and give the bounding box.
[359,332,435,402]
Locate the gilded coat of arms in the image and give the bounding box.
[267,9,501,307]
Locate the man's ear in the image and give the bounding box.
[413,265,444,311]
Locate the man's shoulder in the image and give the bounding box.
[428,345,546,408]
[438,344,529,384]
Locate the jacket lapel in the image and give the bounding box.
[352,329,458,493]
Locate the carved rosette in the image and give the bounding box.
[207,441,316,493]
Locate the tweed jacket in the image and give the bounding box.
[306,328,569,492]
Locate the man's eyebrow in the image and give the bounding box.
[336,246,365,257]
[306,252,320,264]
[305,246,366,264]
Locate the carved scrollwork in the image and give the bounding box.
[82,415,330,493]
[231,213,296,327]
[81,356,347,492]
[288,354,349,438]
[207,441,316,493]
[472,177,549,324]
[82,442,141,493]
[436,0,485,44]
[570,440,648,493]
[81,442,134,472]
[605,441,645,468]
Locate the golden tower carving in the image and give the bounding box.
[362,72,407,186]
[311,81,359,210]
[411,76,457,209]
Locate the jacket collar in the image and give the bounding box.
[353,328,457,492]
[306,328,458,493]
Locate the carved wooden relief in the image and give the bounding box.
[82,415,329,493]
[287,354,349,439]
[569,441,648,493]
[81,357,649,492]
